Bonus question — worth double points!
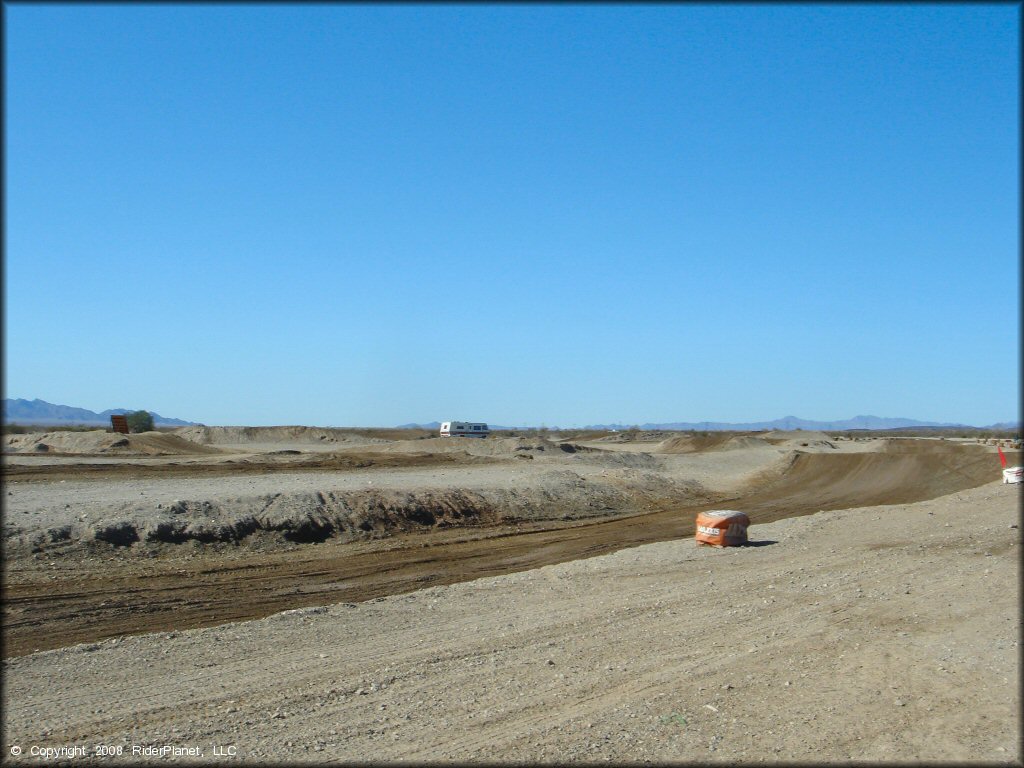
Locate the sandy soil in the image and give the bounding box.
[2,481,1018,763]
[1,427,1019,763]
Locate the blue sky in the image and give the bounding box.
[4,4,1019,427]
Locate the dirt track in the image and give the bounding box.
[3,481,1019,763]
[1,449,488,481]
[2,442,1009,658]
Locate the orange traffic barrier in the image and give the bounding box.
[695,510,750,547]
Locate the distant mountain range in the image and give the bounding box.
[3,398,197,427]
[581,415,975,431]
[4,400,1016,432]
[400,415,1020,432]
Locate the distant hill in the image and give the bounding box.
[398,415,1018,432]
[985,421,1022,430]
[582,415,973,431]
[3,398,197,427]
[584,415,1021,431]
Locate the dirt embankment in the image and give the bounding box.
[760,429,834,442]
[174,425,399,446]
[3,430,225,456]
[1,449,490,481]
[365,436,593,457]
[656,434,776,453]
[744,442,1006,516]
[2,437,711,561]
[2,469,708,563]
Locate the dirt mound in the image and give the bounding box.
[591,431,675,444]
[758,431,838,450]
[138,489,507,547]
[472,437,582,456]
[742,444,1005,516]
[174,426,390,447]
[761,429,833,443]
[656,434,729,453]
[2,449,489,481]
[655,434,770,453]
[368,436,585,458]
[368,437,478,454]
[782,438,837,451]
[881,437,982,454]
[723,435,774,450]
[3,431,223,456]
[4,470,668,563]
[550,430,615,442]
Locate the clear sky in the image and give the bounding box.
[4,4,1019,427]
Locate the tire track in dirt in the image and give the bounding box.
[1,450,489,480]
[2,445,1010,657]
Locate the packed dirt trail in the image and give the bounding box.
[2,440,1008,658]
[3,481,1019,763]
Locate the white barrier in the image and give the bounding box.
[1003,466,1023,484]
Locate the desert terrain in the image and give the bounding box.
[1,425,1020,762]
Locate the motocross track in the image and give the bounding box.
[2,440,1009,658]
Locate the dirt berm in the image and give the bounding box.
[174,425,392,446]
[3,430,225,456]
[656,434,774,453]
[743,440,1001,515]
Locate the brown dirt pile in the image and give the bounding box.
[656,434,772,453]
[2,449,488,482]
[174,425,392,446]
[369,436,578,456]
[3,431,224,456]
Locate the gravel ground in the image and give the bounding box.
[3,481,1018,764]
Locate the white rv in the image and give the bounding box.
[440,421,489,438]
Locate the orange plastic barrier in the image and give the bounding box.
[695,510,750,547]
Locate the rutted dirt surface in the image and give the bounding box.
[1,436,1011,659]
[2,481,1019,763]
[1,448,492,480]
